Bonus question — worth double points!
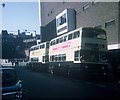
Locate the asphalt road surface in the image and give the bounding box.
[15,66,120,99]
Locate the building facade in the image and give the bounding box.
[39,1,120,78]
[40,2,120,50]
[1,30,26,59]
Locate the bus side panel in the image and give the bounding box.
[49,61,108,80]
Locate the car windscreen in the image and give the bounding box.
[1,69,18,87]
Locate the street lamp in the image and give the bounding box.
[0,2,5,7]
[2,3,5,7]
[0,2,5,34]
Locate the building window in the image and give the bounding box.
[56,13,67,27]
[92,0,100,5]
[95,25,102,29]
[105,20,115,28]
[83,4,90,11]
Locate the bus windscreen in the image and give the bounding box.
[82,28,106,40]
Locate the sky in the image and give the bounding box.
[1,0,118,35]
[1,1,40,34]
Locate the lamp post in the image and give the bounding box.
[0,2,5,32]
[2,3,5,7]
[0,2,5,49]
[0,2,5,7]
[0,5,5,90]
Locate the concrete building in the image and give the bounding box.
[39,1,120,78]
[39,2,120,49]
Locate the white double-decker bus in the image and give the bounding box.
[49,27,108,79]
[29,41,49,71]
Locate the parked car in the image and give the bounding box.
[0,66,23,100]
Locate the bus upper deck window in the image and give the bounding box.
[96,33,106,39]
[63,36,67,42]
[73,31,80,39]
[60,37,63,43]
[56,39,59,44]
[68,34,72,40]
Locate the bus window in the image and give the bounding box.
[42,56,45,62]
[73,31,80,39]
[68,34,73,40]
[40,44,45,49]
[62,54,66,61]
[53,40,56,45]
[50,41,53,46]
[80,50,100,62]
[82,31,94,38]
[55,55,58,62]
[82,28,106,39]
[50,40,56,46]
[58,54,62,61]
[31,57,39,62]
[74,50,80,61]
[35,46,39,50]
[52,55,54,62]
[56,38,60,44]
[63,35,67,42]
[96,33,106,39]
[40,45,42,49]
[60,37,63,43]
[80,50,91,62]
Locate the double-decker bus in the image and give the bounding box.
[28,41,49,71]
[49,27,108,79]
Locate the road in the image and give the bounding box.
[15,66,120,99]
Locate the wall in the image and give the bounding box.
[40,2,120,48]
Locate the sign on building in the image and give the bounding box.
[56,9,76,36]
